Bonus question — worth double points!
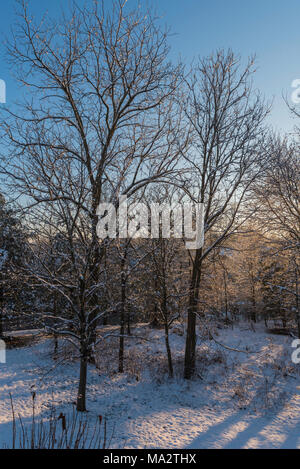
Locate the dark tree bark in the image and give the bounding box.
[164,322,173,378]
[77,350,88,412]
[160,271,174,378]
[118,254,127,373]
[182,51,268,379]
[184,251,202,379]
[127,312,131,336]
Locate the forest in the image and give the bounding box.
[0,0,299,451]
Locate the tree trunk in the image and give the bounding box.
[77,353,88,412]
[223,270,228,320]
[264,317,268,328]
[127,312,131,336]
[118,255,127,373]
[164,322,173,378]
[118,297,125,373]
[88,222,106,359]
[251,281,256,323]
[102,314,108,326]
[53,334,58,357]
[184,305,197,379]
[161,281,173,378]
[53,297,58,358]
[184,251,202,379]
[150,276,161,328]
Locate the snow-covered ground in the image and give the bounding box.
[1,322,300,449]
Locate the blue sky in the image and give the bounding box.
[0,0,299,134]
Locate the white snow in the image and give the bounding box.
[0,322,300,449]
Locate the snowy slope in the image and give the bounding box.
[0,322,300,449]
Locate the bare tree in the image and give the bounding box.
[181,50,269,378]
[0,0,183,410]
[149,236,185,378]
